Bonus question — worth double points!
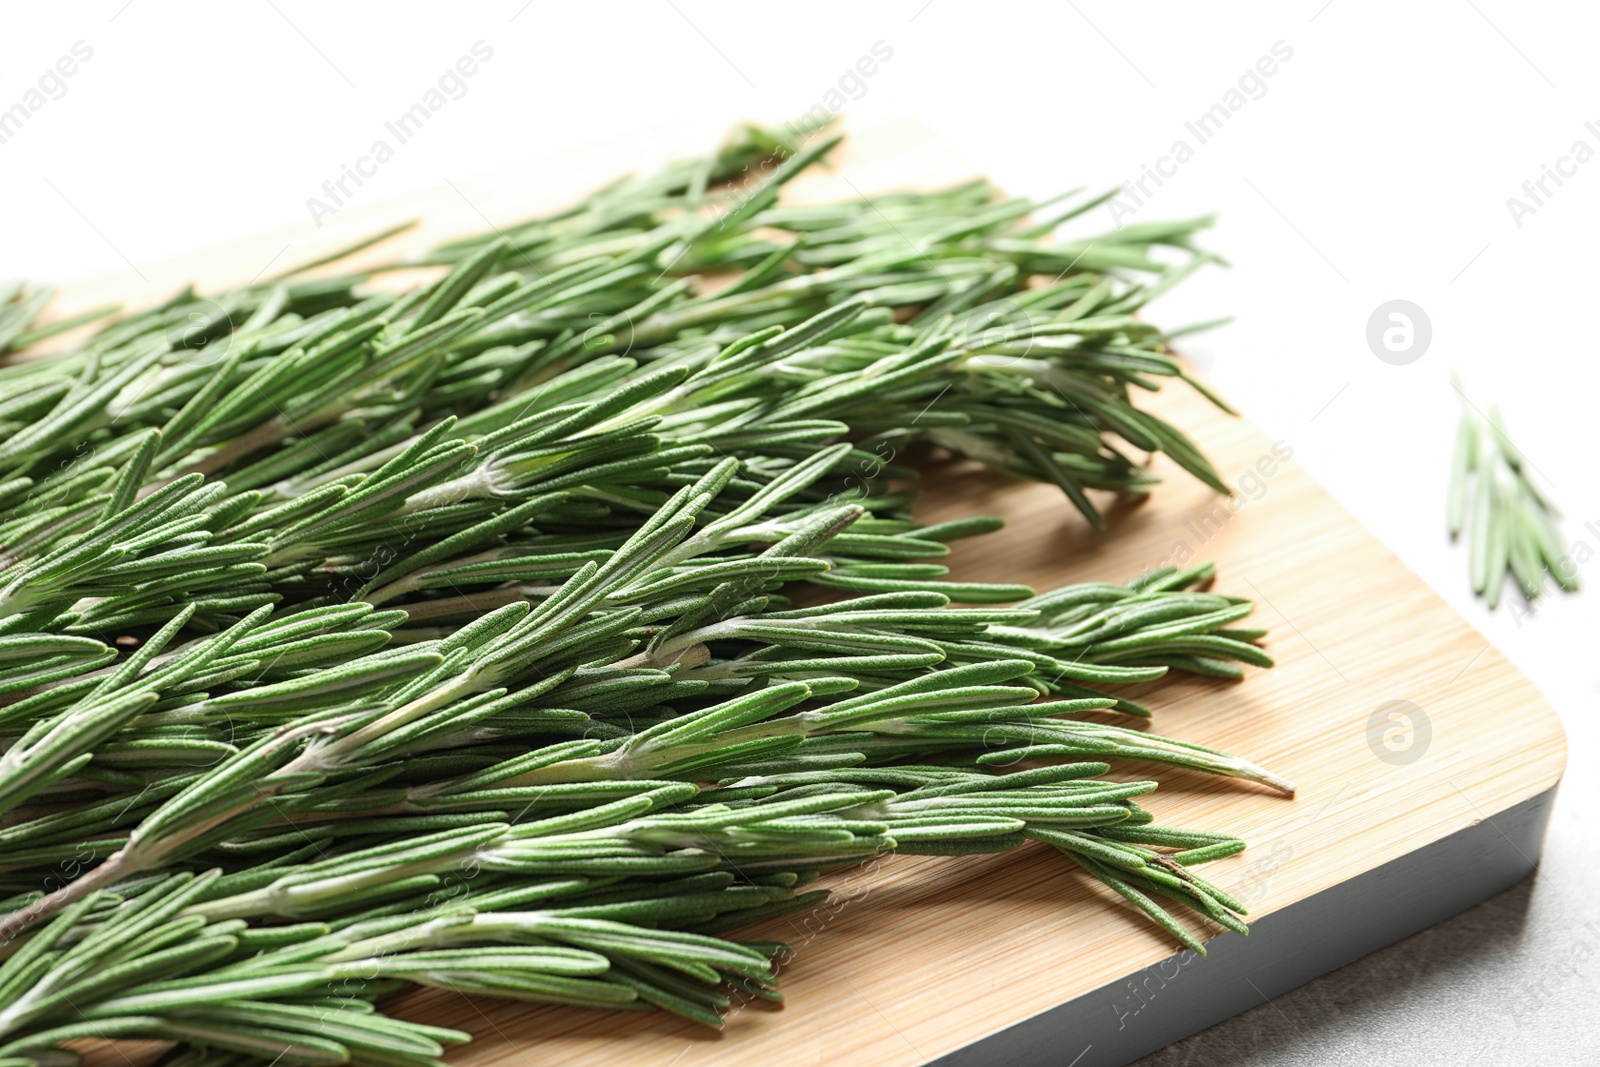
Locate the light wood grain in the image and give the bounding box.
[48,121,1566,1067]
[383,378,1564,1067]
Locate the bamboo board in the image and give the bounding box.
[389,386,1563,1067]
[44,120,1565,1067]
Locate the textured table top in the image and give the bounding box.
[1132,794,1599,1066]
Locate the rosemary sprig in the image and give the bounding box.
[1448,388,1577,607]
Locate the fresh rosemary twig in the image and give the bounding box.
[1448,387,1577,608]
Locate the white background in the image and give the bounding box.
[3,2,1596,1062]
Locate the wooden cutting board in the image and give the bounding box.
[43,120,1565,1067]
[390,389,1562,1067]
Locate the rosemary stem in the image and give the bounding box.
[0,847,134,942]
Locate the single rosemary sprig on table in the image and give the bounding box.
[1447,387,1577,608]
[0,123,1282,1060]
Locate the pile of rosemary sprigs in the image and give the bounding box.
[0,124,1288,1065]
